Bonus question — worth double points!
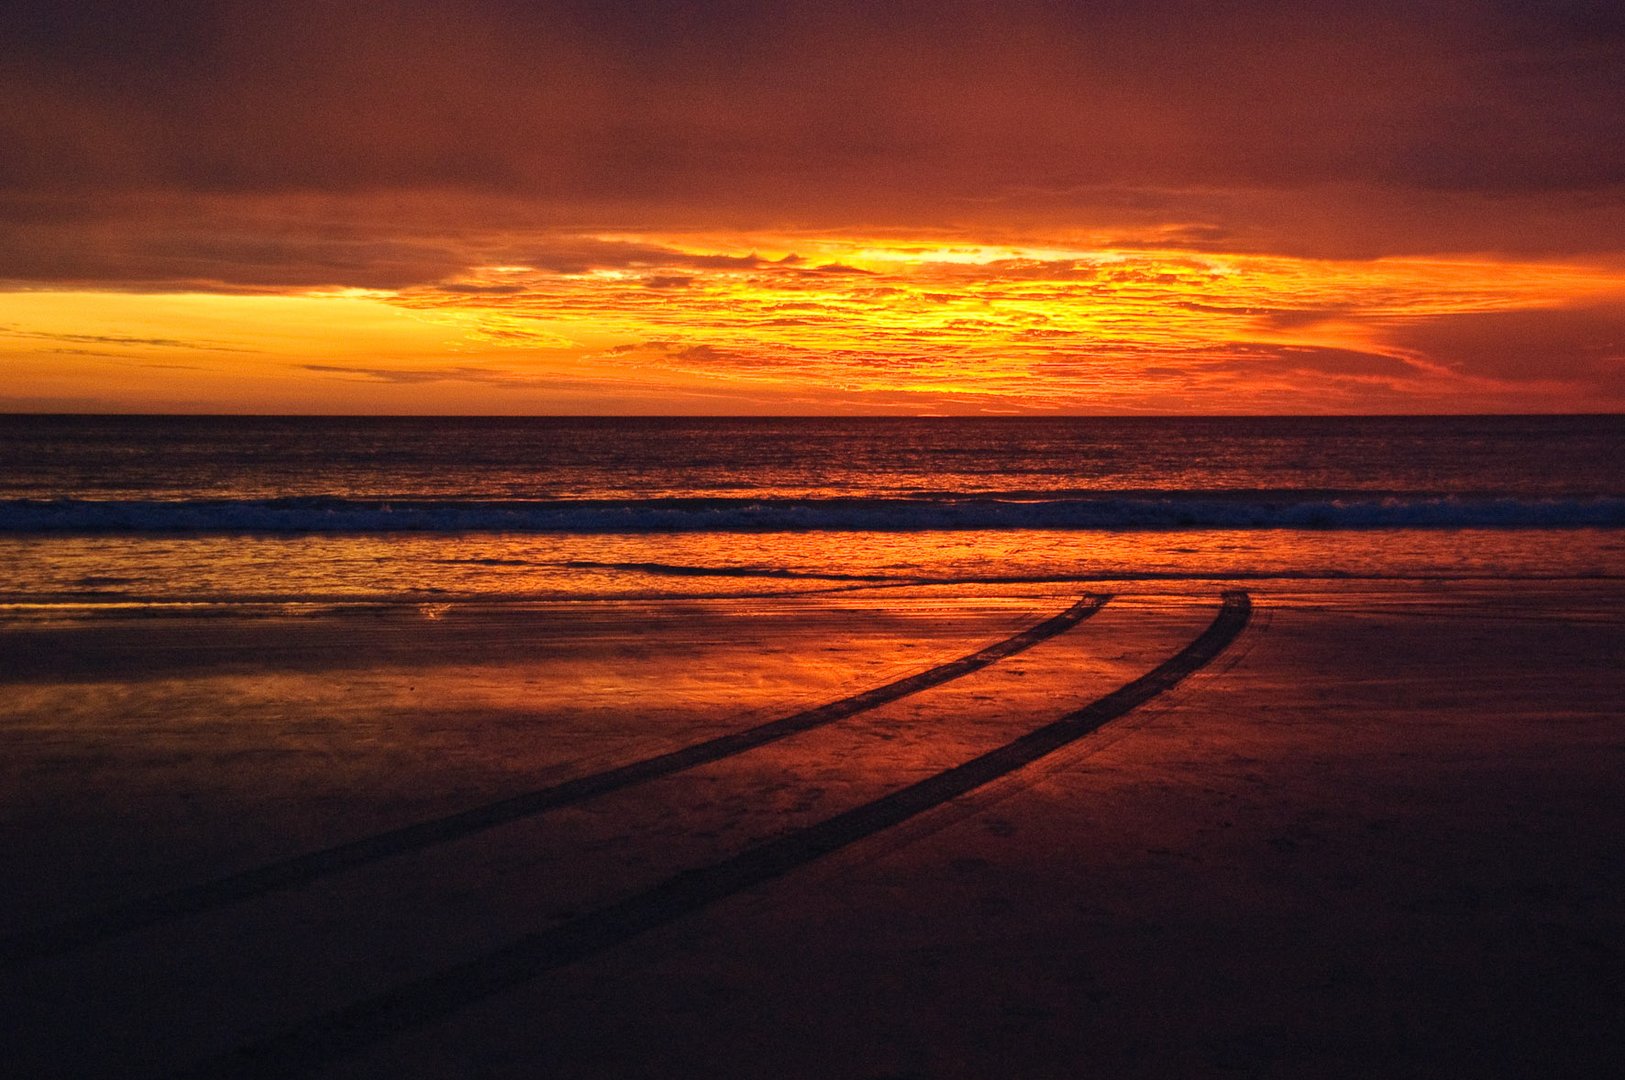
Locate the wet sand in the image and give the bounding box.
[1,583,1621,1078]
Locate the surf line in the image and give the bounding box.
[167,591,1250,1080]
[1,595,1109,966]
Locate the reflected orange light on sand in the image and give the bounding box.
[4,233,1624,413]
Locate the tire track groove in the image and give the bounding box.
[2,595,1108,965]
[169,591,1249,1080]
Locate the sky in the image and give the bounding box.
[3,0,1624,414]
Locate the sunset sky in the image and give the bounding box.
[4,0,1623,414]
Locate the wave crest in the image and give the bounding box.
[3,494,1623,533]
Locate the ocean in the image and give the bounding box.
[2,414,1622,611]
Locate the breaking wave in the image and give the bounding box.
[3,493,1624,533]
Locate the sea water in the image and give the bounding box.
[2,415,1622,610]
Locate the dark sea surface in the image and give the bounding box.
[2,415,1623,607]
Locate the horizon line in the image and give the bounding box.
[2,411,1623,422]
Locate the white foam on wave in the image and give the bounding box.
[3,494,1624,533]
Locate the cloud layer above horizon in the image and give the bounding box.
[4,0,1623,412]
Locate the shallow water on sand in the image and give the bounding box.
[2,527,1621,615]
[1,580,1621,1079]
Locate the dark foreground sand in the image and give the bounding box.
[1,582,1621,1078]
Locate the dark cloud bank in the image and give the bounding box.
[3,0,1623,284]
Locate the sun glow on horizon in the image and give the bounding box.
[5,231,1625,414]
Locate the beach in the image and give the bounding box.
[3,578,1621,1078]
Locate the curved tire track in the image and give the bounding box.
[2,595,1108,965]
[170,590,1250,1080]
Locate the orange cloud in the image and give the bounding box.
[6,233,1622,413]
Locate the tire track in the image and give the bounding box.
[168,591,1249,1080]
[2,595,1108,965]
